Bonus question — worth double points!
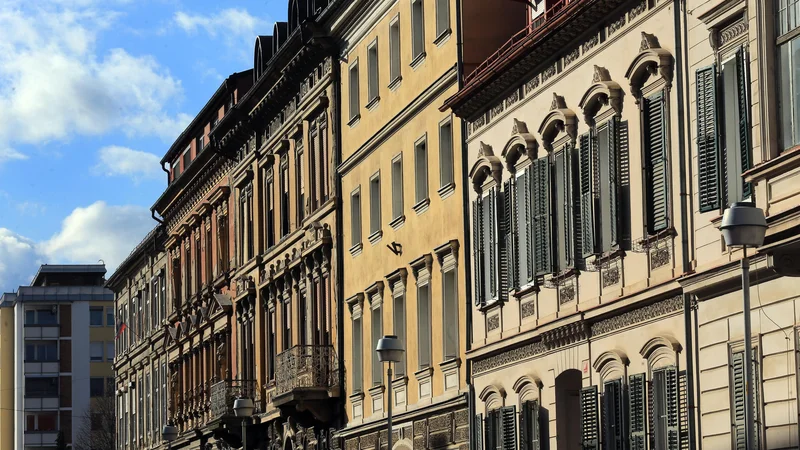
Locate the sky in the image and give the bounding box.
[0,0,287,292]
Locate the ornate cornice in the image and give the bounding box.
[590,295,683,336]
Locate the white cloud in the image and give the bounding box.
[174,8,268,55]
[0,148,27,164]
[15,201,46,217]
[0,201,155,292]
[0,4,188,151]
[94,145,162,182]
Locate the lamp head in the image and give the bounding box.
[162,425,178,443]
[720,202,767,248]
[233,397,255,418]
[376,335,404,363]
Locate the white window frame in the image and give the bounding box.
[349,59,361,123]
[389,15,402,86]
[369,171,382,238]
[438,116,454,190]
[367,39,380,105]
[350,186,363,251]
[410,0,425,64]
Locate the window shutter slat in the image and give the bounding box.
[736,48,752,199]
[501,406,517,450]
[504,180,516,292]
[579,132,595,258]
[532,157,552,275]
[473,199,484,307]
[520,402,530,450]
[482,195,494,303]
[581,385,600,450]
[521,170,534,283]
[731,351,746,450]
[644,91,669,234]
[696,65,721,212]
[608,117,620,248]
[603,380,626,450]
[648,380,656,450]
[678,370,689,450]
[666,367,680,450]
[488,188,498,300]
[628,373,647,450]
[475,413,484,450]
[531,400,541,450]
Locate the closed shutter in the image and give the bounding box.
[678,370,689,450]
[649,379,656,450]
[475,413,484,450]
[607,117,620,248]
[532,157,552,275]
[618,120,631,250]
[520,402,530,450]
[578,132,596,258]
[554,147,575,271]
[736,47,752,199]
[530,400,541,450]
[520,170,534,284]
[581,385,600,450]
[501,406,517,450]
[731,351,746,450]
[473,199,484,307]
[665,367,679,450]
[603,380,626,450]
[482,193,494,303]
[504,180,516,291]
[644,91,669,234]
[488,189,498,300]
[628,373,646,450]
[696,65,721,212]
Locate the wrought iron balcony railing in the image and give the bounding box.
[274,345,339,398]
[210,379,259,420]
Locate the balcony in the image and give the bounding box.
[24,431,58,446]
[24,361,59,375]
[24,326,59,339]
[209,379,260,420]
[273,345,339,408]
[24,397,59,410]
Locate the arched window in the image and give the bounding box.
[469,143,504,309]
[478,386,514,450]
[593,350,630,449]
[635,335,685,450]
[513,376,548,449]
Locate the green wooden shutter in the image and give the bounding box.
[751,348,761,448]
[516,171,532,285]
[578,132,595,258]
[504,180,516,291]
[476,413,484,450]
[731,351,746,450]
[530,400,541,450]
[644,91,669,234]
[678,370,689,450]
[696,65,721,212]
[665,367,680,450]
[532,157,552,276]
[618,120,632,250]
[629,373,646,450]
[520,402,530,450]
[608,116,620,248]
[488,189,498,301]
[473,199,484,307]
[736,47,752,199]
[648,379,656,450]
[603,380,626,450]
[501,406,517,450]
[581,385,599,450]
[565,144,577,267]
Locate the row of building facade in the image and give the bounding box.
[109,0,800,449]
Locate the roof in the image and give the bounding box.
[106,225,165,289]
[14,286,114,303]
[31,264,106,286]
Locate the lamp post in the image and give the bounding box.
[162,424,178,450]
[720,202,767,450]
[376,335,404,450]
[234,396,255,449]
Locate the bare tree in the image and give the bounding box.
[73,393,116,450]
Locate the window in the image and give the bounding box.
[280,157,290,237]
[367,40,379,103]
[25,377,58,397]
[267,308,276,380]
[472,188,500,307]
[26,412,57,431]
[696,49,752,212]
[90,377,105,397]
[90,341,104,362]
[439,119,454,189]
[553,145,575,272]
[643,91,669,235]
[370,300,383,386]
[351,188,362,248]
[485,407,517,450]
[352,315,363,392]
[414,137,429,204]
[442,267,458,360]
[369,172,381,236]
[730,348,760,449]
[389,17,401,83]
[238,183,254,263]
[391,155,404,220]
[25,309,57,326]
[349,61,360,122]
[296,138,306,223]
[417,277,431,369]
[777,1,800,152]
[282,298,292,350]
[197,135,205,151]
[90,307,103,326]
[435,0,450,38]
[265,170,275,249]
[602,379,626,450]
[182,146,191,172]
[106,342,114,361]
[520,401,547,450]
[411,0,425,61]
[577,118,624,257]
[25,342,57,361]
[309,113,330,210]
[106,307,114,327]
[392,289,406,377]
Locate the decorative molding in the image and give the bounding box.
[602,264,621,288]
[583,33,600,53]
[718,17,748,49]
[628,0,647,20]
[524,75,540,95]
[472,341,547,375]
[487,314,500,332]
[521,301,535,319]
[650,246,671,269]
[541,320,589,349]
[608,15,626,35]
[541,63,558,82]
[590,295,683,336]
[563,48,580,67]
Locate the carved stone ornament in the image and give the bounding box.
[590,295,682,336]
[592,65,611,83]
[521,301,535,318]
[640,32,660,51]
[469,142,504,193]
[625,32,674,100]
[512,118,529,135]
[550,92,567,111]
[650,246,670,269]
[580,66,625,125]
[472,341,547,374]
[487,314,500,332]
[542,321,589,349]
[539,94,578,151]
[602,265,621,288]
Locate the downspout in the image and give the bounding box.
[161,161,170,185]
[673,0,697,448]
[332,53,347,433]
[453,0,476,447]
[151,209,164,225]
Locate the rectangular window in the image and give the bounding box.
[197,135,205,151]
[439,119,454,188]
[643,91,669,235]
[520,400,546,449]
[442,267,458,360]
[777,3,800,152]
[651,367,681,450]
[392,292,406,377]
[370,172,381,235]
[182,146,191,172]
[90,307,103,326]
[268,308,276,380]
[90,377,104,397]
[25,377,58,397]
[602,379,625,450]
[106,342,114,361]
[26,309,57,326]
[391,155,404,220]
[485,406,517,450]
[414,137,428,203]
[553,146,575,272]
[417,282,431,368]
[371,303,383,386]
[352,316,363,392]
[367,40,379,103]
[106,307,114,327]
[435,0,450,38]
[349,61,360,122]
[389,18,401,83]
[730,348,760,449]
[281,157,290,236]
[90,341,104,362]
[351,188,362,248]
[296,140,306,224]
[282,299,292,350]
[411,0,425,60]
[265,171,275,249]
[25,342,57,361]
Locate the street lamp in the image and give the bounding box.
[720,201,767,450]
[233,396,254,450]
[162,424,178,450]
[376,335,404,450]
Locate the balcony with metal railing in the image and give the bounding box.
[210,379,260,420]
[273,345,339,408]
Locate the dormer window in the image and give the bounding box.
[196,135,205,151]
[181,146,191,172]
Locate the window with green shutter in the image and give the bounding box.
[475,413,484,450]
[696,64,721,212]
[553,144,576,271]
[531,157,552,276]
[578,132,596,258]
[473,198,485,307]
[520,400,548,450]
[628,373,647,450]
[643,91,669,235]
[581,385,599,450]
[602,379,627,450]
[500,406,517,450]
[731,347,761,450]
[504,179,517,291]
[652,366,680,450]
[721,47,752,204]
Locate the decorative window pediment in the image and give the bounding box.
[469,141,503,193]
[502,119,538,172]
[579,66,624,126]
[512,375,542,403]
[479,384,506,411]
[538,93,578,151]
[625,32,674,100]
[592,350,629,382]
[640,335,681,370]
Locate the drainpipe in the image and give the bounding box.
[332,54,347,433]
[152,209,164,225]
[673,0,697,448]
[453,0,476,448]
[161,161,170,185]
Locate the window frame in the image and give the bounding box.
[89,306,104,327]
[389,15,402,86]
[350,186,363,251]
[90,341,104,362]
[414,134,429,207]
[391,153,404,223]
[435,0,451,42]
[369,171,382,238]
[438,116,455,193]
[410,0,426,65]
[367,38,380,106]
[348,59,361,124]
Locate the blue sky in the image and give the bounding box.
[0,0,286,291]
